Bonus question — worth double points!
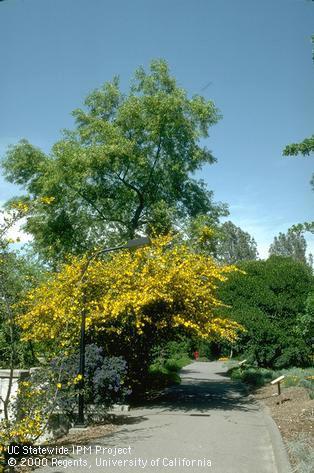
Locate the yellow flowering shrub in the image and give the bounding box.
[0,382,49,467]
[18,236,242,346]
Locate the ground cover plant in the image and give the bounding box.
[287,434,314,473]
[228,364,314,393]
[226,362,313,472]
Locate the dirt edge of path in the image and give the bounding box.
[253,384,313,471]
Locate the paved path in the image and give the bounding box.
[36,362,290,473]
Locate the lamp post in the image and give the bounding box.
[76,237,151,427]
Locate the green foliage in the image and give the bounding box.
[0,251,46,368]
[283,135,314,157]
[145,339,192,392]
[289,221,314,235]
[1,59,227,262]
[279,367,314,399]
[269,229,308,265]
[147,366,181,390]
[0,204,48,369]
[216,221,258,264]
[220,256,312,321]
[191,339,215,359]
[184,217,257,264]
[217,256,313,368]
[229,365,274,387]
[295,292,314,338]
[228,365,314,395]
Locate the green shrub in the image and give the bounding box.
[229,366,274,387]
[217,256,313,368]
[277,367,314,398]
[164,357,190,372]
[229,365,314,397]
[147,363,181,389]
[146,339,192,392]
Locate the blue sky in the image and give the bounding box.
[0,0,313,257]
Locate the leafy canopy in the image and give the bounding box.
[283,135,314,157]
[2,60,227,262]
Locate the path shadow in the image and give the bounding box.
[105,414,148,425]
[131,376,256,414]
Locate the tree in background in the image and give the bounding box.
[1,60,227,263]
[0,201,48,369]
[269,228,307,264]
[216,256,313,368]
[185,216,258,264]
[216,221,258,264]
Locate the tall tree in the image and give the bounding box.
[269,228,307,264]
[1,60,227,262]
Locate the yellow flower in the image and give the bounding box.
[17,235,242,346]
[73,374,83,384]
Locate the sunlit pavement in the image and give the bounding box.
[35,362,291,473]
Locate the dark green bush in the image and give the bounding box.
[217,256,313,368]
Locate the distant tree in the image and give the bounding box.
[269,229,307,264]
[185,217,257,263]
[216,221,258,264]
[1,60,227,262]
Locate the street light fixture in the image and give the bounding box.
[76,237,151,426]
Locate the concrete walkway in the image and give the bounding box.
[36,361,291,473]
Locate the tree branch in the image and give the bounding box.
[143,132,163,192]
[114,172,144,201]
[64,181,108,221]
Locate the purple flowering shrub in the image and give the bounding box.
[80,344,130,405]
[30,344,130,419]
